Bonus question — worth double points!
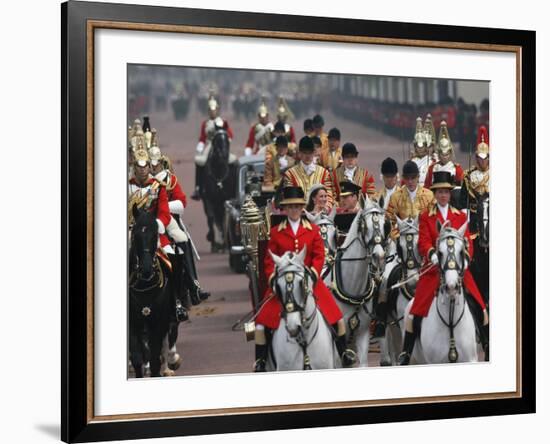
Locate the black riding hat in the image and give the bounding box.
[312,114,325,128]
[275,135,288,147]
[328,128,341,140]
[342,142,359,157]
[280,186,307,205]
[273,121,286,134]
[298,136,315,152]
[381,157,398,175]
[402,160,420,177]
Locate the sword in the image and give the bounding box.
[178,220,201,261]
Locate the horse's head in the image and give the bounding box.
[359,198,387,277]
[436,221,468,298]
[304,207,337,257]
[269,247,313,337]
[397,215,421,278]
[207,128,230,184]
[130,204,159,282]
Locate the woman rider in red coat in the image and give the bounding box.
[398,171,489,365]
[253,186,355,371]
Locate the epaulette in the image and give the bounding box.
[301,218,313,230]
[277,219,288,231]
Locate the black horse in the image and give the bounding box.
[128,206,173,377]
[201,129,235,252]
[470,192,489,306]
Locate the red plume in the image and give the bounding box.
[477,125,489,146]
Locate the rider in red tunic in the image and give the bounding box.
[398,171,489,365]
[253,186,355,371]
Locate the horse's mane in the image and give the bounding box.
[340,211,362,250]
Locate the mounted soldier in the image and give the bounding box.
[410,116,431,186]
[275,96,297,145]
[459,125,490,305]
[283,136,335,209]
[398,171,489,365]
[128,148,190,322]
[252,186,355,371]
[192,93,234,200]
[332,142,376,202]
[149,146,210,307]
[424,120,465,189]
[244,98,274,156]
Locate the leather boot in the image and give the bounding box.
[178,242,210,304]
[167,254,189,323]
[373,301,387,338]
[398,330,416,365]
[254,344,267,372]
[480,323,490,361]
[335,334,357,367]
[191,165,203,201]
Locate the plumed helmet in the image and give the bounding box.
[413,116,427,148]
[476,125,490,159]
[133,148,150,167]
[437,120,454,156]
[423,113,436,147]
[258,98,269,118]
[207,93,219,111]
[148,146,162,166]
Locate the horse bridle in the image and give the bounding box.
[359,209,385,278]
[317,220,336,278]
[437,232,466,285]
[207,129,230,187]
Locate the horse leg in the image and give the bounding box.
[148,332,164,377]
[129,333,144,378]
[167,322,182,370]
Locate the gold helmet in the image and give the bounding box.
[133,148,150,167]
[437,120,454,156]
[476,125,489,159]
[413,116,427,148]
[150,128,159,147]
[423,113,436,147]
[258,97,269,118]
[148,145,162,167]
[276,96,294,120]
[207,93,219,112]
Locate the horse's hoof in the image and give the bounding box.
[162,368,176,377]
[168,353,182,370]
[380,360,392,366]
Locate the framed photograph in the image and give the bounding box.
[62,0,535,442]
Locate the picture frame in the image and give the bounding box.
[61,0,536,442]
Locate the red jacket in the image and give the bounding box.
[198,118,233,144]
[424,162,464,189]
[255,218,342,329]
[129,177,171,247]
[411,204,485,317]
[166,174,187,208]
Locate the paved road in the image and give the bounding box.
[132,100,472,377]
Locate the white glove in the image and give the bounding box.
[168,200,184,215]
[155,170,168,182]
[464,257,469,270]
[266,122,274,132]
[196,141,205,154]
[244,147,253,156]
[156,219,166,234]
[278,156,288,169]
[430,253,439,266]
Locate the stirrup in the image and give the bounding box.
[191,188,201,201]
[175,300,188,322]
[398,351,411,366]
[253,358,266,372]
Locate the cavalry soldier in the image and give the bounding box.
[275,96,297,144]
[192,94,234,200]
[410,116,431,186]
[149,146,210,307]
[253,186,355,371]
[319,128,343,172]
[262,135,296,192]
[459,125,490,304]
[312,114,329,152]
[386,160,434,239]
[374,157,399,211]
[244,98,274,156]
[424,120,464,189]
[332,142,376,201]
[424,113,438,163]
[459,125,490,234]
[398,171,489,365]
[283,136,335,209]
[128,149,190,322]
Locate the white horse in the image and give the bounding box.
[403,222,478,364]
[379,216,422,365]
[328,199,387,367]
[304,208,337,280]
[267,248,338,371]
